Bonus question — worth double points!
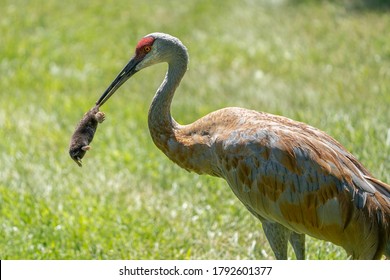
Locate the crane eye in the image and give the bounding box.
[144,46,152,53]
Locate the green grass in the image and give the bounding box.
[1,0,389,259]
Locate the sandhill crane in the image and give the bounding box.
[95,33,390,260]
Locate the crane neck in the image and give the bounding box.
[147,48,188,151]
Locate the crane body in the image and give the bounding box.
[95,33,390,259]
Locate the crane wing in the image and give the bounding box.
[174,107,389,258]
[209,108,389,254]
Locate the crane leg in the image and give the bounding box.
[262,221,289,260]
[289,232,305,260]
[246,208,305,259]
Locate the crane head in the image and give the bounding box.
[95,35,157,106]
[96,33,188,107]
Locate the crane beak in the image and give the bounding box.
[96,56,140,107]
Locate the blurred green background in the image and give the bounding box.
[1,0,389,259]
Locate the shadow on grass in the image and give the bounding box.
[346,0,390,11]
[288,0,390,11]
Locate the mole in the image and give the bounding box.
[69,105,105,167]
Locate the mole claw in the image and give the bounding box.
[75,157,82,167]
[96,112,105,123]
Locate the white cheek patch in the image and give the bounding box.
[136,50,157,71]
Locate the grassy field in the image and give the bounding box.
[1,0,389,259]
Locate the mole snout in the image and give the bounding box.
[69,106,105,167]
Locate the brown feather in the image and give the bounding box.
[150,107,390,259]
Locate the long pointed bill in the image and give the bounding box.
[96,56,140,107]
